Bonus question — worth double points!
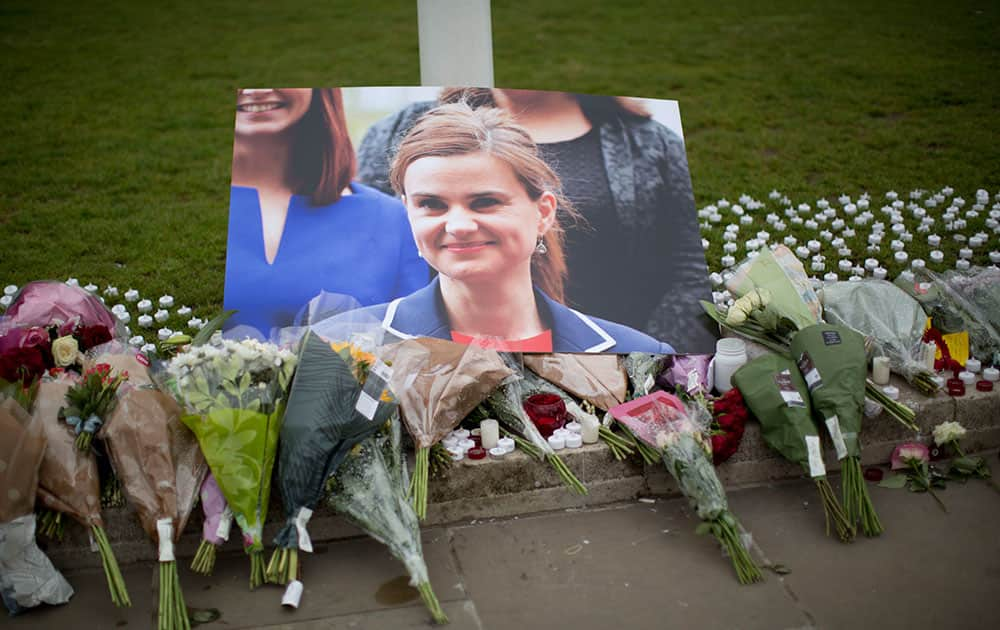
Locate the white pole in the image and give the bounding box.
[417,0,494,87]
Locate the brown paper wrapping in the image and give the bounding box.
[0,397,47,522]
[381,338,512,448]
[34,379,104,527]
[523,353,628,411]
[102,388,178,542]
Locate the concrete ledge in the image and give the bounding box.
[41,376,1000,571]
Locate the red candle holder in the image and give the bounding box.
[523,394,567,438]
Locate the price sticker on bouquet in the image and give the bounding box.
[805,435,826,478]
[824,415,849,460]
[774,370,806,408]
[797,352,823,391]
[355,390,380,421]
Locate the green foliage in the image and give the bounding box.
[2,1,998,303]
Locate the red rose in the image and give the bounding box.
[78,324,112,350]
[0,345,49,382]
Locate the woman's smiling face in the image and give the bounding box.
[234,88,312,136]
[403,152,556,285]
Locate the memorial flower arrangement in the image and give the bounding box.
[268,332,396,587]
[325,414,448,624]
[0,389,74,614]
[58,362,128,450]
[160,337,297,589]
[33,374,130,608]
[380,337,512,520]
[610,391,762,584]
[190,473,232,576]
[733,354,855,542]
[932,421,994,487]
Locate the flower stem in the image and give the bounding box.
[76,431,93,451]
[249,549,266,590]
[417,581,449,624]
[546,453,587,495]
[841,457,883,537]
[711,514,763,585]
[190,540,218,576]
[411,447,430,520]
[618,424,660,465]
[815,478,855,542]
[93,524,131,607]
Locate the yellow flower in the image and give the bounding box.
[52,335,81,367]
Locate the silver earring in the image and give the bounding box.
[535,238,547,255]
[417,249,424,259]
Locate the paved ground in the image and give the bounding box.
[8,455,1000,630]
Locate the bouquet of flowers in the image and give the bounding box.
[58,362,128,450]
[325,413,448,624]
[790,324,883,536]
[610,391,762,584]
[0,389,74,614]
[707,388,749,465]
[906,266,1000,364]
[483,353,587,495]
[269,332,396,586]
[190,474,232,575]
[1,280,120,385]
[620,352,671,464]
[381,337,513,520]
[33,375,130,607]
[732,354,855,542]
[822,280,938,395]
[701,246,918,431]
[160,337,297,588]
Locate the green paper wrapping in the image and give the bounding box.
[789,324,867,460]
[732,354,826,479]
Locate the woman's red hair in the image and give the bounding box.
[291,88,356,206]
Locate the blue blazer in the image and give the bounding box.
[347,276,674,354]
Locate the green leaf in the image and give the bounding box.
[878,474,908,489]
[694,522,713,536]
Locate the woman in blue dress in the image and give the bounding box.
[223,88,428,338]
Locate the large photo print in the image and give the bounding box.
[224,87,715,354]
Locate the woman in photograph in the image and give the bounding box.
[223,88,428,337]
[356,88,714,353]
[346,102,673,354]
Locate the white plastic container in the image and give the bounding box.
[714,338,748,394]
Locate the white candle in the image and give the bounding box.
[990,251,1000,263]
[565,433,583,449]
[580,416,600,444]
[159,295,174,308]
[565,421,582,434]
[872,357,891,385]
[882,385,899,400]
[911,259,925,270]
[137,299,152,313]
[498,436,516,453]
[138,314,153,328]
[154,309,169,323]
[983,367,999,382]
[479,419,499,450]
[873,267,888,280]
[894,251,908,263]
[930,250,944,263]
[125,288,139,302]
[965,359,981,373]
[958,371,976,385]
[65,278,79,287]
[128,335,145,347]
[957,259,971,271]
[117,311,131,324]
[824,272,839,282]
[157,328,174,341]
[547,434,566,450]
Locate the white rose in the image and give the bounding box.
[932,421,967,446]
[52,336,81,367]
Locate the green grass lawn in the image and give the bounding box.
[1,0,998,328]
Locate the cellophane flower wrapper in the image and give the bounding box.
[790,324,882,535]
[381,337,512,519]
[0,392,74,613]
[610,391,761,584]
[822,280,934,386]
[657,354,713,397]
[522,353,627,412]
[725,246,822,329]
[33,375,131,607]
[190,473,231,575]
[905,266,1000,364]
[158,337,296,588]
[732,354,854,542]
[269,330,396,585]
[4,280,123,338]
[325,413,447,624]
